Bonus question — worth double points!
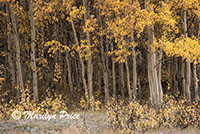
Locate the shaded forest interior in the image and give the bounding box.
[0,0,199,111]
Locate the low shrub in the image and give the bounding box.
[105,95,200,133]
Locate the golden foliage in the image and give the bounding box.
[44,40,70,58]
[53,63,61,82]
[161,35,200,63]
[76,39,97,60]
[0,87,67,121]
[83,15,98,33]
[106,95,200,133]
[66,6,86,22]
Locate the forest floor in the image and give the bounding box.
[0,112,199,134]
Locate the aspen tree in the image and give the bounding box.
[111,42,116,98]
[9,2,24,102]
[83,0,95,108]
[145,0,163,106]
[97,9,109,102]
[6,4,16,94]
[131,32,137,97]
[194,10,199,100]
[183,8,191,101]
[28,0,39,103]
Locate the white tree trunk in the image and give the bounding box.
[145,0,163,106]
[183,9,191,101]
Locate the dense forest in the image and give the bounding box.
[0,0,200,133]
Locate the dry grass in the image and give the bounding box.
[0,111,199,134]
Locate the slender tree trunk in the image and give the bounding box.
[59,49,64,94]
[96,56,102,90]
[63,28,68,93]
[103,63,109,102]
[87,56,94,106]
[119,63,125,98]
[28,0,39,103]
[180,10,186,97]
[98,55,102,90]
[98,10,109,103]
[170,59,173,91]
[131,33,137,97]
[125,57,132,100]
[71,20,89,109]
[138,77,141,100]
[97,65,102,90]
[157,0,164,100]
[6,5,16,94]
[193,63,198,100]
[194,16,200,100]
[100,42,109,102]
[83,0,94,107]
[183,9,191,101]
[72,57,79,89]
[181,59,186,95]
[63,58,67,93]
[157,49,163,102]
[65,52,73,95]
[81,59,90,109]
[185,61,191,101]
[173,57,179,94]
[9,4,24,102]
[111,42,116,98]
[138,51,143,100]
[76,59,81,90]
[105,41,109,100]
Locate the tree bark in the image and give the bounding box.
[71,20,89,109]
[76,59,81,90]
[125,57,132,100]
[193,63,198,101]
[83,0,94,107]
[111,42,116,98]
[194,16,200,101]
[183,9,191,101]
[173,57,179,94]
[97,56,102,90]
[119,63,125,98]
[100,41,109,102]
[28,0,39,103]
[145,0,163,106]
[9,3,24,102]
[131,33,137,97]
[65,52,73,95]
[185,61,191,101]
[181,58,186,95]
[98,9,109,103]
[6,5,16,94]
[157,49,163,102]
